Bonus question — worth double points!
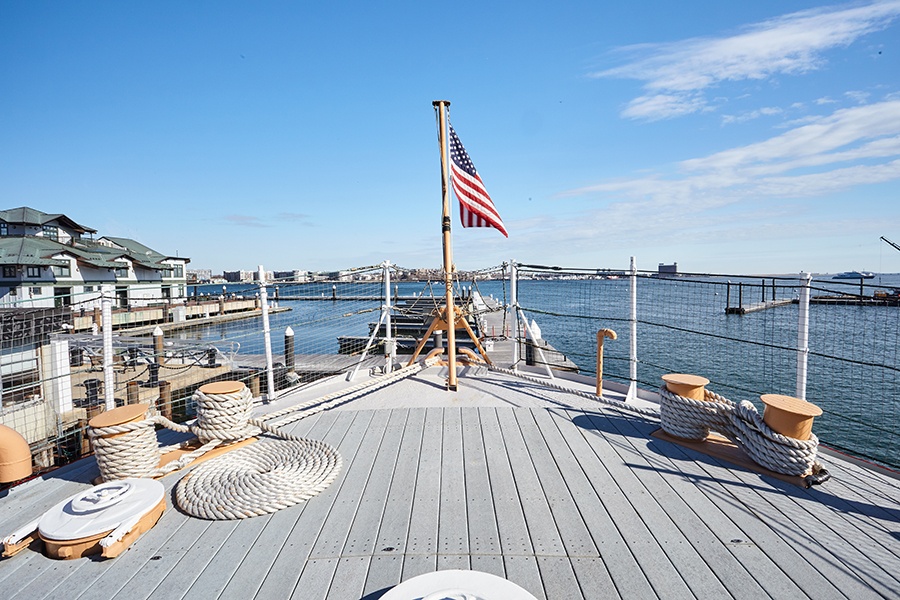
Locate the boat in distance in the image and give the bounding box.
[832,270,875,279]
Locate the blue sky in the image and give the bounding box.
[2,1,900,275]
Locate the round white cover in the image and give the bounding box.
[381,569,539,600]
[39,478,164,541]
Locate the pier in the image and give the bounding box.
[725,299,793,314]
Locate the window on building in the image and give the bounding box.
[42,225,58,241]
[0,223,7,236]
[54,287,72,308]
[26,266,40,278]
[30,287,41,296]
[174,265,184,278]
[2,266,15,278]
[83,285,94,293]
[114,267,128,277]
[9,287,17,296]
[51,265,71,277]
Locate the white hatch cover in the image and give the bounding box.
[381,569,539,600]
[38,478,165,541]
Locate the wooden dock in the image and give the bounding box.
[725,299,794,314]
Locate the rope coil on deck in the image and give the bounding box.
[88,361,439,519]
[658,386,825,479]
[175,438,342,520]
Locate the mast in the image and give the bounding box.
[434,100,458,390]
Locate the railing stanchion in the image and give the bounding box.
[796,272,811,400]
[628,257,638,402]
[510,260,519,370]
[101,284,115,411]
[259,265,275,402]
[384,260,393,374]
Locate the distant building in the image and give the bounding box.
[658,262,678,276]
[187,269,212,283]
[0,207,189,310]
[223,270,256,283]
[273,270,309,282]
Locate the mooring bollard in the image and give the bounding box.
[760,394,823,440]
[158,381,172,421]
[595,329,618,397]
[153,326,165,366]
[284,327,295,373]
[127,381,140,405]
[661,373,710,401]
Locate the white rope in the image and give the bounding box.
[658,386,823,477]
[174,438,342,519]
[488,365,661,419]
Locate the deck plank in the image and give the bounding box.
[181,515,271,599]
[479,408,534,557]
[575,410,697,598]
[217,410,351,600]
[342,409,408,558]
[404,408,443,562]
[461,408,501,558]
[438,408,468,558]
[309,409,391,560]
[517,409,599,558]
[726,461,900,598]
[613,415,805,599]
[653,434,850,599]
[254,410,375,599]
[494,408,566,557]
[372,408,424,554]
[531,408,655,598]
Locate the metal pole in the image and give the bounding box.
[434,99,457,390]
[259,265,275,401]
[628,257,638,402]
[796,272,811,400]
[284,327,295,373]
[510,260,519,369]
[384,260,393,374]
[101,284,115,410]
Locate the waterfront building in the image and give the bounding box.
[0,207,189,310]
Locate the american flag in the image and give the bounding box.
[448,123,508,237]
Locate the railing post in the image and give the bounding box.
[101,284,115,411]
[384,260,393,374]
[628,256,638,402]
[796,272,811,400]
[510,260,519,369]
[259,265,275,402]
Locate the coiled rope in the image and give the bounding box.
[89,359,438,520]
[658,386,829,482]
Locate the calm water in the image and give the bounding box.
[191,276,899,467]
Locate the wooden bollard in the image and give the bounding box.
[661,373,710,401]
[127,381,140,405]
[760,394,822,440]
[250,373,260,398]
[158,381,172,421]
[595,329,618,397]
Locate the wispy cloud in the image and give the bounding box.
[562,99,900,223]
[593,1,900,120]
[224,214,269,228]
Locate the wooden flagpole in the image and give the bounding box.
[433,99,458,391]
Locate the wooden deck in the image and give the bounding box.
[0,368,898,599]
